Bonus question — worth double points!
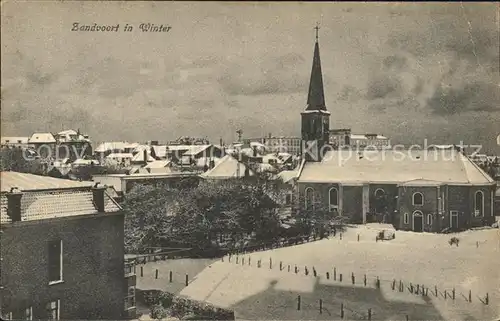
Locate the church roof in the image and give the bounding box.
[298,150,495,185]
[305,39,327,112]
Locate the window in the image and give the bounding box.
[125,286,136,310]
[46,300,60,320]
[412,192,424,206]
[24,307,33,320]
[48,239,63,284]
[403,213,409,224]
[474,191,484,217]
[329,188,339,211]
[427,214,433,225]
[374,188,385,198]
[304,187,314,211]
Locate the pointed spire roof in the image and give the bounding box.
[305,26,327,112]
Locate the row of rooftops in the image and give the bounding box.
[1,130,91,145]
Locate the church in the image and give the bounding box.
[295,28,496,233]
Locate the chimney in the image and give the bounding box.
[92,183,106,213]
[143,149,148,165]
[7,187,23,222]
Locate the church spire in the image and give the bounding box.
[306,23,326,111]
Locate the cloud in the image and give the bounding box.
[427,81,500,115]
[218,53,310,96]
[365,75,403,100]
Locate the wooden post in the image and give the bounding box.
[444,290,447,299]
[435,285,438,296]
[352,272,355,285]
[340,303,344,319]
[297,295,301,310]
[406,315,409,321]
[288,265,290,272]
[340,233,343,240]
[269,258,272,269]
[305,266,309,276]
[319,299,323,314]
[236,256,239,264]
[468,290,472,302]
[249,257,251,266]
[364,274,367,286]
[169,271,173,283]
[452,288,455,300]
[140,266,143,277]
[229,255,231,262]
[242,257,245,265]
[357,234,360,242]
[334,267,337,280]
[280,261,283,271]
[155,269,158,279]
[313,267,317,277]
[339,273,343,282]
[391,279,395,290]
[295,265,298,274]
[368,308,372,321]
[326,272,330,279]
[376,277,380,289]
[185,274,189,286]
[485,293,489,305]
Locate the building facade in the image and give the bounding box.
[0,172,132,319]
[243,136,302,155]
[329,129,391,150]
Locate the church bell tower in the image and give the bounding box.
[301,24,330,162]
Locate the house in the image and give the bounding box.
[143,160,173,174]
[105,153,134,167]
[243,136,302,155]
[92,172,200,197]
[0,172,133,319]
[295,30,496,233]
[94,142,136,160]
[329,129,391,149]
[0,137,30,148]
[28,133,57,158]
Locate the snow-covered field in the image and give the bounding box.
[179,225,500,320]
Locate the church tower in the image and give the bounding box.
[301,25,330,162]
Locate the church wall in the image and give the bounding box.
[397,186,439,232]
[368,184,398,223]
[342,185,363,223]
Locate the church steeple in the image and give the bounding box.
[301,23,331,162]
[306,24,326,111]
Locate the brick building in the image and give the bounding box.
[295,29,496,233]
[0,172,132,319]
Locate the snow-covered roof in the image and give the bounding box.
[298,150,495,185]
[28,133,56,144]
[200,155,254,179]
[106,153,133,159]
[1,136,30,144]
[144,160,171,169]
[95,142,129,153]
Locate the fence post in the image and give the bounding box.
[229,255,231,262]
[391,279,395,290]
[334,267,337,280]
[169,271,173,283]
[469,290,472,302]
[326,272,330,279]
[249,257,251,266]
[295,265,298,274]
[313,267,317,277]
[242,257,245,265]
[364,274,367,286]
[444,290,447,299]
[485,293,489,305]
[435,285,438,297]
[376,277,380,289]
[352,272,355,285]
[305,266,309,276]
[368,308,372,321]
[236,256,239,264]
[155,269,158,279]
[340,303,344,319]
[340,233,343,240]
[297,295,301,311]
[280,261,283,271]
[339,273,343,282]
[452,288,455,300]
[185,274,189,286]
[140,266,143,277]
[288,265,290,272]
[357,234,360,242]
[269,258,272,269]
[319,299,323,314]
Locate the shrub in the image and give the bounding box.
[150,304,168,320]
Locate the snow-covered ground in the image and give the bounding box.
[179,225,500,320]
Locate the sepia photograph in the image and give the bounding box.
[1,1,499,320]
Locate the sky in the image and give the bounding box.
[1,2,499,153]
